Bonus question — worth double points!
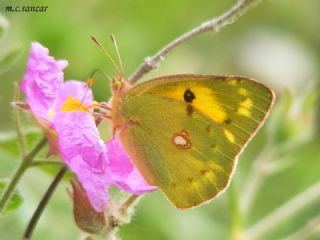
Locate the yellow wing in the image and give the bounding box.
[118,74,275,209]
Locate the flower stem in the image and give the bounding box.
[119,194,140,217]
[23,166,68,240]
[29,160,64,168]
[245,181,320,239]
[281,215,320,240]
[13,82,27,157]
[0,136,47,213]
[229,184,244,240]
[240,143,274,214]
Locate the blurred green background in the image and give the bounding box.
[0,0,320,239]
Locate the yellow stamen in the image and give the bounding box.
[61,96,90,112]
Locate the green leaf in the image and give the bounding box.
[0,179,24,215]
[0,129,73,178]
[0,129,67,177]
[0,128,44,157]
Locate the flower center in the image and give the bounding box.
[61,95,90,112]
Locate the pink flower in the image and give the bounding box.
[20,42,69,122]
[54,111,110,211]
[107,138,157,195]
[54,112,156,211]
[20,42,156,212]
[20,42,93,155]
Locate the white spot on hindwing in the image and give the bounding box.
[171,130,191,149]
[174,135,187,145]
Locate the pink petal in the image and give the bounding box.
[106,138,157,194]
[20,42,68,121]
[54,111,109,212]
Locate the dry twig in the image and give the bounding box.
[128,0,262,84]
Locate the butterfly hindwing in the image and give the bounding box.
[118,75,275,209]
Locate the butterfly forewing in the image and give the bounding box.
[118,75,275,209]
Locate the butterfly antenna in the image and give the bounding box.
[110,34,124,76]
[101,71,113,83]
[81,68,113,102]
[76,70,97,111]
[91,35,122,76]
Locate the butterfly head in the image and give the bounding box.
[111,76,132,97]
[109,76,133,128]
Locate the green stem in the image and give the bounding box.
[0,136,47,212]
[229,184,244,240]
[13,82,27,157]
[29,160,64,168]
[245,181,320,239]
[23,166,68,239]
[241,142,274,214]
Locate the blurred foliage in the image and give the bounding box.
[0,46,21,75]
[0,179,23,215]
[0,129,42,158]
[0,14,9,37]
[0,0,320,240]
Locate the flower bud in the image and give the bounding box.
[70,180,106,234]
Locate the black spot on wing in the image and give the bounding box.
[184,89,195,103]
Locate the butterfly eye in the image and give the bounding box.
[112,77,123,90]
[115,80,122,89]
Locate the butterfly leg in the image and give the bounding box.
[92,101,113,125]
[96,101,112,111]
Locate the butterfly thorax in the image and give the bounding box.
[110,76,133,130]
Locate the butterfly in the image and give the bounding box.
[110,74,275,209]
[93,36,275,209]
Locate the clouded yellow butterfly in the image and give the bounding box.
[110,74,275,209]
